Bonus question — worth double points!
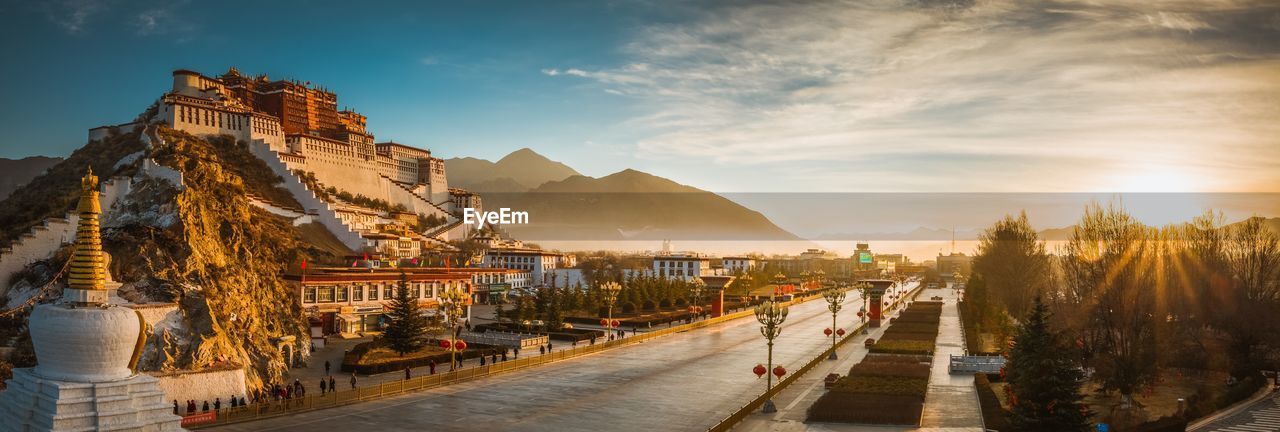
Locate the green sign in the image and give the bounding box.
[858,252,873,264]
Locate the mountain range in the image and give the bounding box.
[446,149,798,241]
[0,156,62,200]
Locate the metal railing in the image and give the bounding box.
[191,294,824,429]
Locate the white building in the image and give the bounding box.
[722,256,756,274]
[482,248,561,288]
[652,254,715,281]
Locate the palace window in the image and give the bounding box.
[384,286,394,299]
[336,286,348,302]
[304,288,316,304]
[318,286,335,303]
[352,286,364,302]
[368,286,378,301]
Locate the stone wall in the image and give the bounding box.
[248,140,365,250]
[151,367,248,408]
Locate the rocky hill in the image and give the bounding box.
[0,156,62,201]
[481,169,798,241]
[445,147,580,191]
[1,124,340,390]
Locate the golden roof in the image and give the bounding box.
[68,168,106,291]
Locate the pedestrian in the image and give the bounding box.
[429,359,437,374]
[572,340,577,347]
[480,355,486,366]
[238,397,246,407]
[172,400,179,415]
[514,347,520,358]
[502,351,508,361]
[202,401,209,412]
[230,397,238,408]
[187,400,195,414]
[350,372,357,389]
[539,345,545,355]
[491,353,497,364]
[320,378,327,395]
[324,359,331,375]
[329,376,336,393]
[214,398,221,411]
[405,366,412,380]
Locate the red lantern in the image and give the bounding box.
[695,306,703,313]
[856,311,864,317]
[823,328,833,336]
[440,340,452,349]
[600,318,609,327]
[687,306,696,313]
[836,328,846,336]
[454,340,467,351]
[611,319,621,328]
[773,365,786,378]
[753,364,766,377]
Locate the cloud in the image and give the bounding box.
[420,56,440,66]
[545,0,1280,192]
[43,0,106,34]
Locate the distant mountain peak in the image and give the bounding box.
[445,148,580,192]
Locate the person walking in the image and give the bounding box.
[238,396,246,407]
[328,375,336,393]
[324,359,331,375]
[350,372,357,389]
[502,351,508,361]
[172,400,179,415]
[319,378,327,395]
[514,347,520,359]
[429,360,436,374]
[202,401,209,412]
[539,345,545,355]
[213,398,221,411]
[404,366,412,380]
[491,353,497,364]
[480,355,486,366]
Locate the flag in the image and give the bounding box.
[301,259,307,271]
[351,260,358,267]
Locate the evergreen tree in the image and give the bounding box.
[1006,296,1092,432]
[383,272,427,356]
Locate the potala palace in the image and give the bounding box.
[90,67,477,253]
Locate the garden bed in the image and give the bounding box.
[807,301,942,425]
[340,339,504,374]
[473,323,604,342]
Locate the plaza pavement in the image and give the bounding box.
[734,286,983,432]
[1189,381,1280,432]
[212,286,877,432]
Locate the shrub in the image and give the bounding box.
[974,372,1011,431]
[807,393,924,424]
[1129,416,1188,432]
[869,339,935,355]
[847,361,931,379]
[831,374,928,397]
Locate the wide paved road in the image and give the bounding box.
[214,286,903,432]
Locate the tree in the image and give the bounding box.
[1216,217,1280,378]
[383,272,427,356]
[1006,297,1092,431]
[973,211,1049,318]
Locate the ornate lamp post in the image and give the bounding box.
[822,286,845,360]
[600,281,622,334]
[755,298,788,413]
[853,281,872,334]
[439,283,468,371]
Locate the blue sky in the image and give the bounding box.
[2,0,1279,195]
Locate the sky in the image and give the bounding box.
[2,0,1278,198]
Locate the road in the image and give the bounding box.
[213,285,905,432]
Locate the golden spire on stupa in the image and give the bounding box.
[67,168,106,291]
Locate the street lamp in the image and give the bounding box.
[822,286,845,360]
[600,281,622,335]
[853,281,872,334]
[439,283,468,371]
[755,298,788,413]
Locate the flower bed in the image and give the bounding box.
[341,340,504,374]
[807,301,942,425]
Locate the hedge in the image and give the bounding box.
[341,342,504,374]
[473,323,604,342]
[863,354,932,364]
[869,339,936,355]
[848,361,931,379]
[1129,416,1188,432]
[974,372,1011,431]
[807,393,924,424]
[831,374,928,397]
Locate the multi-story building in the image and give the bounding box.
[287,268,473,335]
[482,247,561,288]
[936,253,972,278]
[652,254,714,280]
[722,256,756,274]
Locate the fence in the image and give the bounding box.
[949,354,1005,374]
[190,292,826,428]
[706,281,927,432]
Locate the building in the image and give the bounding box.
[286,268,474,335]
[936,252,972,278]
[652,254,714,280]
[722,256,756,274]
[147,68,472,241]
[482,247,561,288]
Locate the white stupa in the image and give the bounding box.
[0,169,183,431]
